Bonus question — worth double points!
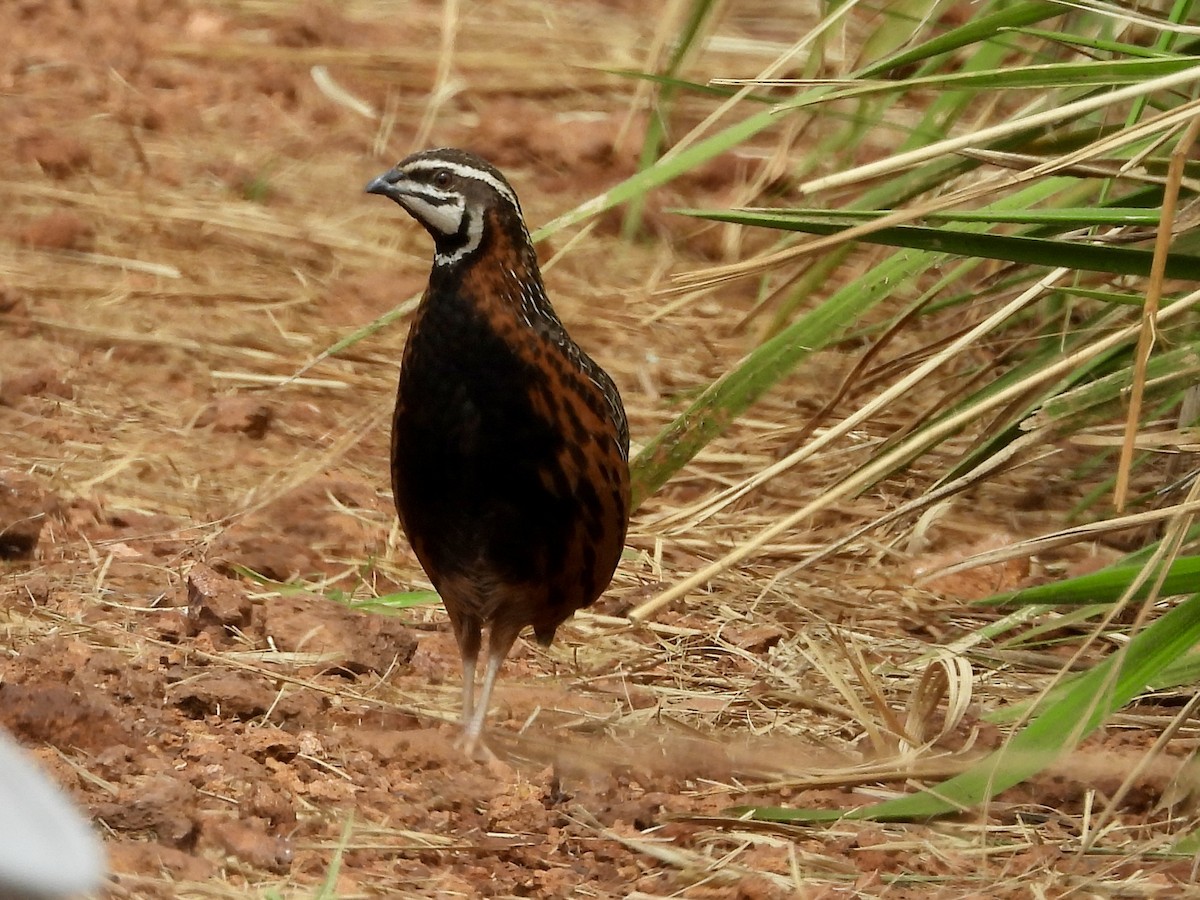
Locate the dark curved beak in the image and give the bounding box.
[365,169,403,201]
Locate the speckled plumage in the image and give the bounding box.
[366,149,630,753]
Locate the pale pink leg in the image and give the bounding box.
[449,614,482,747]
[460,623,522,757]
[460,652,477,729]
[461,649,503,756]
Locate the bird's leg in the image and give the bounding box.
[460,622,522,757]
[449,614,482,741]
[460,651,477,728]
[460,650,501,757]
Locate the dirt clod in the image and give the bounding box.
[0,470,56,559]
[254,593,418,676]
[486,776,549,833]
[16,129,92,177]
[20,210,93,250]
[246,781,298,828]
[94,775,199,848]
[186,562,252,630]
[0,366,73,406]
[0,681,131,752]
[205,819,294,873]
[168,672,315,722]
[107,839,217,883]
[194,395,273,438]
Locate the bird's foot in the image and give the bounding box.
[455,729,498,764]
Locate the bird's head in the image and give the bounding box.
[366,148,527,269]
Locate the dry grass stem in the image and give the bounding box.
[1115,113,1200,510]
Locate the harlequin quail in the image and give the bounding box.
[365,149,631,754]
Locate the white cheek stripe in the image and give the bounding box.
[435,210,484,268]
[403,159,520,212]
[400,194,464,236]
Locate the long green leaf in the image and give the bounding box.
[774,57,1200,120]
[982,556,1200,607]
[857,2,1064,78]
[744,207,1165,227]
[678,211,1200,279]
[1010,27,1177,60]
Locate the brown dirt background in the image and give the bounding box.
[2,2,1196,898]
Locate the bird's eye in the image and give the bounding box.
[433,170,452,187]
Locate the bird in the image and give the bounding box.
[365,148,631,755]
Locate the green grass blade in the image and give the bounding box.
[343,590,440,612]
[1008,27,1177,59]
[781,57,1200,111]
[981,556,1200,607]
[857,2,1064,77]
[1149,651,1200,690]
[737,207,1165,227]
[228,565,439,611]
[677,211,1200,279]
[1030,342,1200,426]
[601,68,773,103]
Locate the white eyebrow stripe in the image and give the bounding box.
[402,159,521,211]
